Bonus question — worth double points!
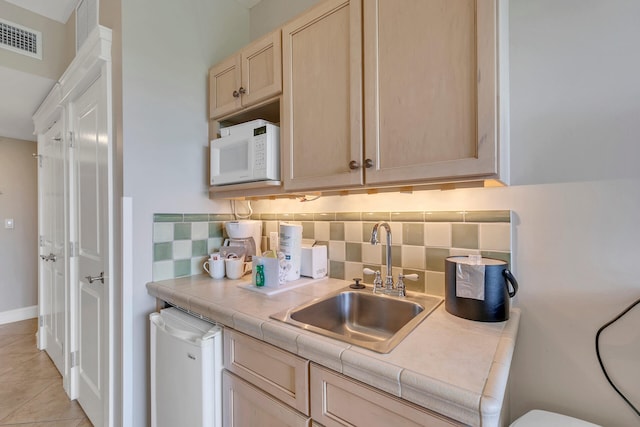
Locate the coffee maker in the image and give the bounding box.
[223,220,262,260]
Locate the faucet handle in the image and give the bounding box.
[396,273,418,297]
[363,268,376,275]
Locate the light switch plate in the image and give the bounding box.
[4,218,14,229]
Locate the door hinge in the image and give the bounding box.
[69,241,79,257]
[70,351,79,368]
[68,131,74,148]
[39,315,44,327]
[39,235,45,247]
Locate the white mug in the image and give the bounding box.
[204,258,225,279]
[225,258,248,280]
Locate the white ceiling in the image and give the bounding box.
[5,0,77,24]
[1,0,261,142]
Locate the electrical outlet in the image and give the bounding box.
[4,218,14,229]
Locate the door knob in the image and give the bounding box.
[349,160,360,170]
[364,158,374,168]
[238,87,246,95]
[232,90,240,98]
[85,272,104,285]
[40,253,57,262]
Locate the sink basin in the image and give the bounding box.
[270,287,442,353]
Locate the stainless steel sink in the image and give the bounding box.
[270,287,442,353]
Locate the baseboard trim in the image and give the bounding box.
[0,305,38,325]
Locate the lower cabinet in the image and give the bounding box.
[222,371,311,427]
[310,364,460,427]
[222,329,462,427]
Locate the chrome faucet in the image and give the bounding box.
[369,222,419,297]
[370,222,395,294]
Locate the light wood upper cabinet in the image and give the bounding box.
[281,0,363,192]
[363,0,500,185]
[209,30,282,120]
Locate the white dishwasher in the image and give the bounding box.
[150,307,222,427]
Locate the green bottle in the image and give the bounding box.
[256,264,265,287]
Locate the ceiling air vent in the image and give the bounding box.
[0,18,42,60]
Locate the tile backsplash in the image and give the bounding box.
[152,210,511,297]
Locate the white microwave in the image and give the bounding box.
[210,119,280,186]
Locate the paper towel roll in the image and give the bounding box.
[279,223,302,281]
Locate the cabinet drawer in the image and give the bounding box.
[223,371,310,427]
[310,364,461,427]
[224,329,310,415]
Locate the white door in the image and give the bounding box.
[70,74,109,427]
[38,119,67,377]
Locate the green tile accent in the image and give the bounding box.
[362,264,380,284]
[209,222,224,238]
[192,240,208,256]
[362,212,390,222]
[174,223,191,240]
[426,248,450,272]
[402,269,426,293]
[481,251,511,266]
[329,260,345,280]
[346,242,362,262]
[302,222,315,239]
[335,212,361,221]
[426,271,446,297]
[465,210,511,223]
[362,222,376,243]
[452,224,479,249]
[277,213,295,221]
[294,213,314,221]
[184,214,210,222]
[403,223,424,246]
[209,214,234,221]
[390,245,402,269]
[330,222,345,241]
[313,212,336,221]
[261,213,278,220]
[391,212,424,222]
[153,242,173,261]
[174,259,191,277]
[424,211,465,222]
[154,214,183,223]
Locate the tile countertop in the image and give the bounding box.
[146,275,520,427]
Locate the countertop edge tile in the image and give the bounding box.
[261,320,300,354]
[296,333,347,374]
[232,311,264,340]
[341,348,402,396]
[400,369,481,427]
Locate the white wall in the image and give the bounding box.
[249,0,320,40]
[0,137,38,319]
[120,2,249,425]
[251,0,640,425]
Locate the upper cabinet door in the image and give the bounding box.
[363,0,498,186]
[209,54,243,119]
[209,30,283,120]
[209,55,242,119]
[281,0,363,192]
[241,30,282,108]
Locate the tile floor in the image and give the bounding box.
[0,318,91,426]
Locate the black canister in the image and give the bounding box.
[445,256,518,322]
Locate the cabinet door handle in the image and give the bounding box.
[238,87,246,95]
[232,90,240,98]
[349,160,360,170]
[85,272,104,285]
[364,158,374,168]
